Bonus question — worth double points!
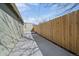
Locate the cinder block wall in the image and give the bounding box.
[0,8,23,55]
[33,10,79,55]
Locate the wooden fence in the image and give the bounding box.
[33,10,79,55]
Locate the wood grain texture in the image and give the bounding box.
[33,10,79,55]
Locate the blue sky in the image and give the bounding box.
[16,3,79,25]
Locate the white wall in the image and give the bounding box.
[23,23,33,33]
[0,9,23,56]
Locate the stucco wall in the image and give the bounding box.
[0,8,23,55]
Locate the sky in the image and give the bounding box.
[16,3,79,25]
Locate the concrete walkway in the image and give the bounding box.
[9,33,43,56]
[32,33,74,56]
